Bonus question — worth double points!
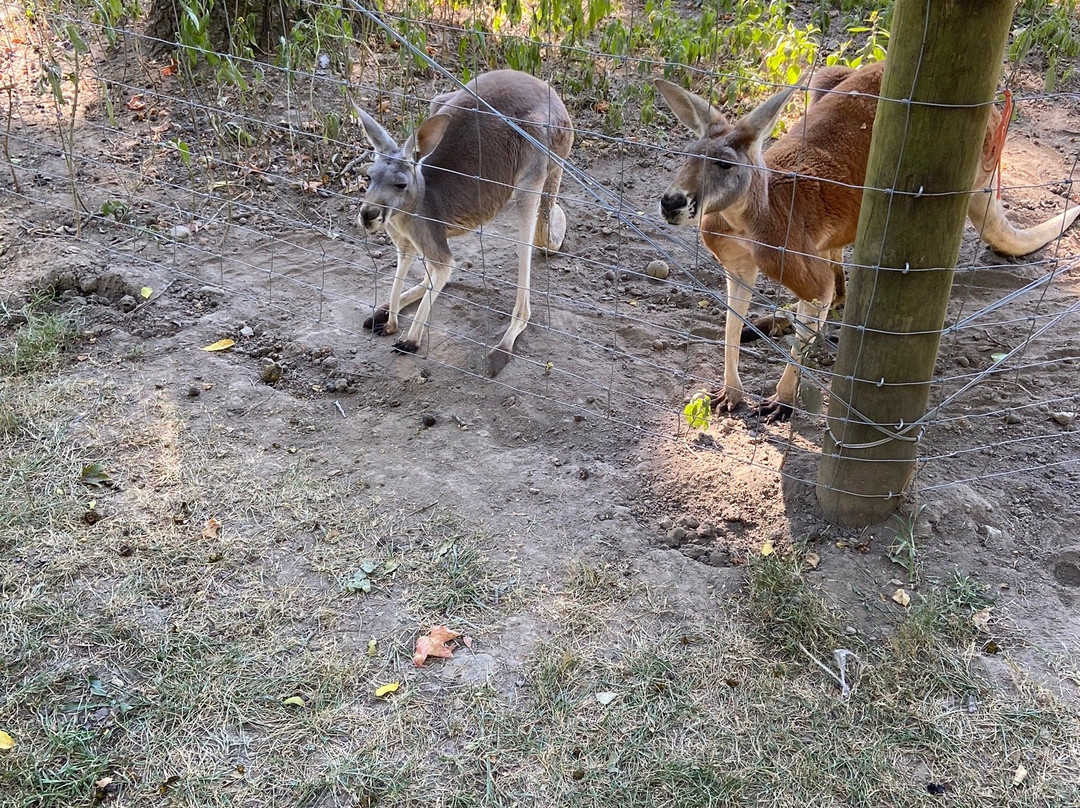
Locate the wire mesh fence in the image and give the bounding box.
[2,0,1079,523]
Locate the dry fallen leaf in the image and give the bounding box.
[374,682,400,698]
[202,338,235,352]
[971,607,992,632]
[126,94,146,110]
[803,552,820,571]
[366,637,377,657]
[892,588,911,607]
[282,695,306,707]
[0,729,14,750]
[140,286,153,300]
[202,517,221,539]
[760,540,775,557]
[1012,764,1028,786]
[413,625,461,667]
[595,691,618,706]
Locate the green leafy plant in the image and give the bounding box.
[683,392,712,431]
[1012,0,1080,91]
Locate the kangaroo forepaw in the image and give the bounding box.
[392,339,419,355]
[756,397,794,424]
[487,346,513,377]
[364,305,391,335]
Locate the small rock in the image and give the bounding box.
[573,413,585,422]
[697,522,716,539]
[239,326,255,338]
[664,527,687,548]
[982,525,1004,543]
[118,294,137,312]
[1051,411,1076,426]
[844,626,858,636]
[199,285,225,298]
[187,385,200,397]
[421,413,437,428]
[680,515,700,530]
[652,339,666,351]
[334,378,348,392]
[168,224,191,240]
[645,259,670,280]
[79,275,99,294]
[658,516,673,531]
[1005,411,1022,425]
[957,356,970,368]
[604,269,616,282]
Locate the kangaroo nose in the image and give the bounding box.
[660,192,686,215]
[360,205,381,227]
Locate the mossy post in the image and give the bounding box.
[816,0,1016,526]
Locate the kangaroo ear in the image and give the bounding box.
[733,85,798,148]
[403,114,451,162]
[354,106,399,156]
[654,79,727,137]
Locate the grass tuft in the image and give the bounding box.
[0,306,78,376]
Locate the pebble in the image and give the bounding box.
[260,362,282,384]
[118,294,137,312]
[957,356,970,368]
[652,339,666,351]
[664,527,687,547]
[187,385,200,397]
[421,413,437,428]
[168,224,191,240]
[983,525,1004,543]
[199,285,225,298]
[239,326,255,338]
[645,259,670,280]
[1005,411,1022,425]
[604,269,616,282]
[1051,411,1076,426]
[334,378,348,393]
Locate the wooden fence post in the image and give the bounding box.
[816,0,1017,526]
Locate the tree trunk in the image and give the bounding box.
[816,0,1016,526]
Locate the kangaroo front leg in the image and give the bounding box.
[711,254,757,412]
[394,254,454,355]
[763,296,829,423]
[364,245,416,336]
[489,190,542,377]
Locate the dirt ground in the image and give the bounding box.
[3,22,1080,700]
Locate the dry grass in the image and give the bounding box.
[2,309,1079,808]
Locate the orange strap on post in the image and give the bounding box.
[991,89,1013,200]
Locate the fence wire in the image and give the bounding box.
[2,0,1078,508]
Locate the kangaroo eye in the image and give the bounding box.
[715,158,733,170]
[394,183,408,191]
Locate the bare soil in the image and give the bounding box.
[3,30,1080,698]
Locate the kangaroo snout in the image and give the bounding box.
[359,204,385,232]
[660,191,693,224]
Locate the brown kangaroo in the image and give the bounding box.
[656,62,1080,420]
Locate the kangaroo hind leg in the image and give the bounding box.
[489,183,544,377]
